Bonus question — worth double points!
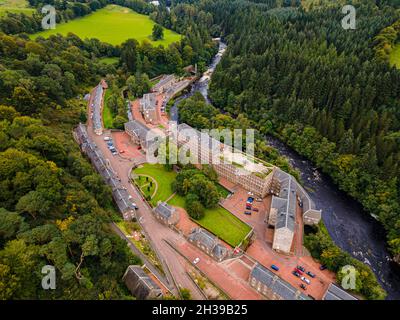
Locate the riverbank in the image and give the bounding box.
[172,39,398,299]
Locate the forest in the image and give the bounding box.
[193,0,400,263]
[0,1,215,299]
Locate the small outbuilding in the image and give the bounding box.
[153,202,179,226]
[122,265,163,300]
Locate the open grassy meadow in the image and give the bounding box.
[0,0,35,16]
[31,5,181,46]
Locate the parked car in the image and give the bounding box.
[297,265,305,272]
[306,271,316,278]
[292,271,300,278]
[295,268,304,275]
[244,211,252,215]
[300,284,307,290]
[271,265,279,271]
[246,206,252,210]
[103,137,111,141]
[252,208,259,212]
[256,198,262,202]
[320,264,327,271]
[193,258,200,265]
[301,276,310,285]
[120,150,125,154]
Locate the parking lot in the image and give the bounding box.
[111,131,147,162]
[219,184,335,299]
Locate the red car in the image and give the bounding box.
[295,268,304,275]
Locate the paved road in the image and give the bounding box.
[110,222,173,293]
[86,109,205,299]
[84,84,264,300]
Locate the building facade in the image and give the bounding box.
[123,265,163,300]
[187,227,229,262]
[74,123,136,221]
[153,202,180,226]
[91,82,105,135]
[249,263,309,300]
[152,74,176,93]
[140,93,158,124]
[175,123,274,197]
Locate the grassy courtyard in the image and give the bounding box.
[132,163,177,206]
[31,5,182,46]
[196,206,251,247]
[133,163,250,247]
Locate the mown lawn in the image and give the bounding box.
[102,90,114,129]
[167,193,186,208]
[133,163,250,246]
[135,175,157,199]
[196,206,251,247]
[31,4,182,46]
[132,164,177,207]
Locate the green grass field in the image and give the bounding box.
[31,5,182,46]
[133,163,250,247]
[196,206,251,247]
[102,90,114,129]
[0,0,34,16]
[389,44,400,68]
[132,163,178,206]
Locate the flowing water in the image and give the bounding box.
[171,40,400,299]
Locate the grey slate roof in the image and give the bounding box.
[188,227,217,249]
[272,173,296,232]
[273,168,321,219]
[323,283,357,300]
[92,84,103,132]
[125,120,150,141]
[123,265,162,300]
[74,123,135,216]
[188,227,227,259]
[141,93,157,111]
[152,74,175,92]
[250,264,310,300]
[154,202,175,219]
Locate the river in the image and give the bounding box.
[171,40,400,299]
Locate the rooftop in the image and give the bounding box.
[92,84,104,132]
[152,74,176,91]
[154,202,175,219]
[123,265,162,299]
[271,173,297,231]
[251,264,310,300]
[323,283,357,300]
[188,227,227,258]
[140,93,157,111]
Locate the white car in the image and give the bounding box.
[103,137,111,141]
[193,257,200,265]
[301,276,310,285]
